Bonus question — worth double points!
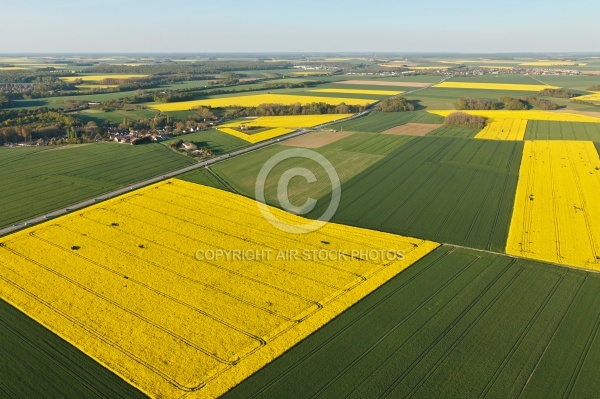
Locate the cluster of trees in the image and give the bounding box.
[378,97,414,112]
[499,96,528,110]
[524,96,559,110]
[83,61,291,76]
[233,102,366,117]
[538,88,575,98]
[587,85,600,91]
[0,108,82,144]
[152,91,195,103]
[217,72,240,86]
[0,75,78,99]
[264,81,315,90]
[0,94,10,108]
[454,97,501,110]
[116,108,215,134]
[444,112,487,129]
[455,96,559,111]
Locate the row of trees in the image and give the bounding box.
[455,96,559,111]
[233,102,366,117]
[499,96,528,110]
[538,88,575,98]
[454,97,501,110]
[524,97,559,110]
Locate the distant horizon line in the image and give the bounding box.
[1,51,600,56]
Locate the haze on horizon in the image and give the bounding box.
[1,0,599,54]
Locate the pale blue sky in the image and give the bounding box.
[1,0,599,53]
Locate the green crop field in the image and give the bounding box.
[161,129,250,155]
[176,167,229,190]
[407,87,541,109]
[69,109,159,125]
[328,111,444,132]
[211,133,418,206]
[306,137,522,252]
[370,75,446,83]
[525,120,600,140]
[213,135,520,252]
[0,143,194,229]
[321,133,415,155]
[449,74,545,85]
[309,82,414,92]
[287,89,390,101]
[530,75,600,90]
[427,125,480,138]
[224,246,600,399]
[0,300,148,399]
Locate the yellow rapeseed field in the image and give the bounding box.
[406,66,450,70]
[432,82,558,91]
[506,141,600,270]
[573,92,600,104]
[60,74,148,82]
[429,110,600,141]
[519,61,584,66]
[309,88,401,96]
[219,114,353,143]
[475,119,528,140]
[218,127,295,143]
[291,71,331,75]
[148,94,373,112]
[75,84,120,89]
[478,66,515,69]
[0,179,438,399]
[221,114,353,129]
[428,110,600,123]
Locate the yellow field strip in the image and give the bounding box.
[428,110,600,123]
[76,84,120,89]
[519,61,584,66]
[574,92,600,104]
[147,94,373,111]
[309,88,401,96]
[506,141,600,270]
[217,127,295,144]
[221,114,353,129]
[60,74,148,82]
[0,179,438,398]
[475,119,528,140]
[432,82,558,91]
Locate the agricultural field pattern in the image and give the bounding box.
[3,45,600,399]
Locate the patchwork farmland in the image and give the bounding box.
[0,143,195,228]
[214,136,523,252]
[0,179,437,398]
[3,51,600,399]
[224,246,600,399]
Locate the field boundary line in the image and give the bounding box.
[238,247,454,399]
[377,258,520,398]
[205,166,237,193]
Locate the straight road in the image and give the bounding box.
[0,76,448,238]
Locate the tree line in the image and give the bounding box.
[232,102,366,117]
[455,96,559,111]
